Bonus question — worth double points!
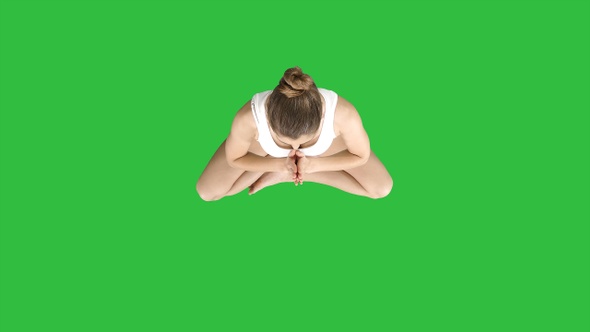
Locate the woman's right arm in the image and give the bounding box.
[225,101,288,173]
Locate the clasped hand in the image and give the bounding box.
[285,150,311,186]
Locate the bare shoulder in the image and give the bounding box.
[334,95,363,136]
[230,99,257,139]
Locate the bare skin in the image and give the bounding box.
[196,94,393,201]
[249,171,292,195]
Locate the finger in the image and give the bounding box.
[289,149,296,158]
[295,150,304,158]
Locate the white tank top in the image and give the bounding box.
[251,88,338,158]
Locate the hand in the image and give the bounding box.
[284,149,298,181]
[294,150,311,185]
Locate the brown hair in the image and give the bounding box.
[266,66,323,139]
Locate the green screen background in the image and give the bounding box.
[1,0,588,331]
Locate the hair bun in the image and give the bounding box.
[278,66,315,98]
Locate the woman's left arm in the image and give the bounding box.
[306,99,371,173]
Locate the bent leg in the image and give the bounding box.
[225,170,265,196]
[297,171,372,197]
[196,139,264,201]
[199,144,392,200]
[302,150,393,199]
[249,151,392,199]
[343,150,393,198]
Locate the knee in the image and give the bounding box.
[368,176,393,199]
[196,181,222,202]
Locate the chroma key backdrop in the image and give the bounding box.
[0,1,588,331]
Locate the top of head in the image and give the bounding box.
[277,66,315,98]
[266,66,323,139]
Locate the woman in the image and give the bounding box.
[196,66,393,201]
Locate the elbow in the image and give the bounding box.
[358,143,370,166]
[227,160,236,169]
[348,151,369,168]
[226,156,239,169]
[359,153,370,166]
[361,154,370,166]
[227,153,251,170]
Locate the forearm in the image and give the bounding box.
[228,153,283,173]
[310,150,369,173]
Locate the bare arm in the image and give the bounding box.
[225,101,291,174]
[307,98,370,173]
